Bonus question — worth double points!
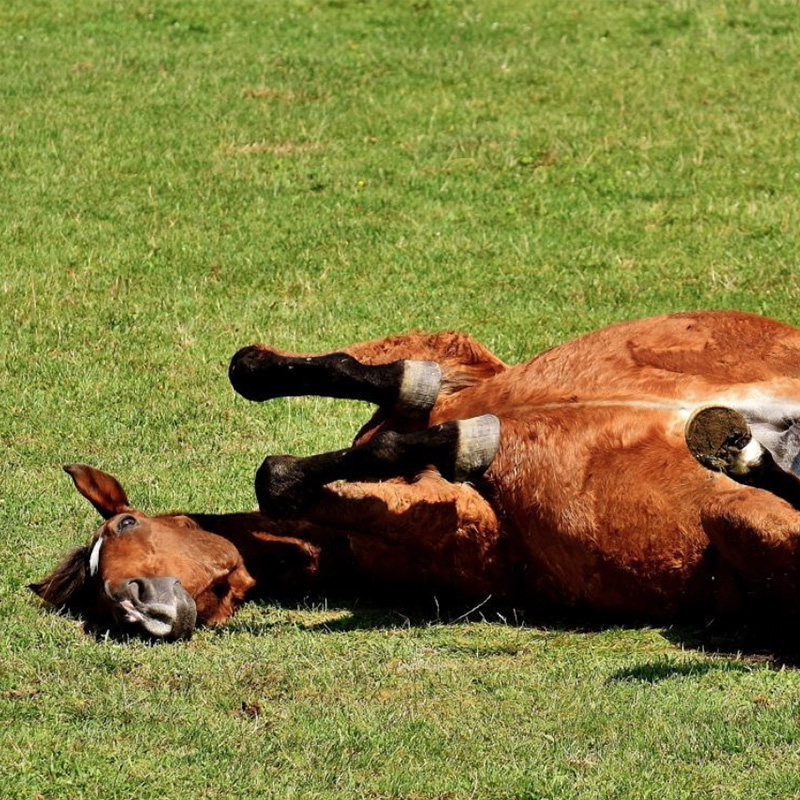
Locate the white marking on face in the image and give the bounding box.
[88,536,103,577]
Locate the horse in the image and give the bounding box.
[30,311,800,641]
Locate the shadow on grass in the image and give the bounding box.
[82,619,190,645]
[220,590,800,667]
[659,619,800,669]
[46,579,798,665]
[607,657,754,684]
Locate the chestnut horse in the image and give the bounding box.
[31,311,800,640]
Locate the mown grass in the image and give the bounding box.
[3,0,800,797]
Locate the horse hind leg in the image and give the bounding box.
[702,486,800,609]
[255,414,501,516]
[686,405,800,508]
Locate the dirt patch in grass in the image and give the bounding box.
[220,141,323,157]
[242,87,330,104]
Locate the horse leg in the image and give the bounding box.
[255,415,501,516]
[228,332,507,417]
[686,406,800,508]
[298,471,505,598]
[702,486,800,607]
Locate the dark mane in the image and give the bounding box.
[28,546,93,616]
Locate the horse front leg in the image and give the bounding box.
[255,415,501,516]
[228,332,507,418]
[293,472,506,598]
[702,487,800,609]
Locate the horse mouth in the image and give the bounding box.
[110,578,198,641]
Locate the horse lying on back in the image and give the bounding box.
[31,311,800,640]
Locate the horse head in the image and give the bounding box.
[29,465,256,641]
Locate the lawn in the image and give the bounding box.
[3,0,800,797]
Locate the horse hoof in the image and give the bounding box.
[396,361,442,416]
[454,414,501,481]
[685,406,752,473]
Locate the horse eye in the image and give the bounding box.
[117,515,137,533]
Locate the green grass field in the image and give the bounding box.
[4,0,800,797]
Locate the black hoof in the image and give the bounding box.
[229,346,284,402]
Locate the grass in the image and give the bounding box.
[3,0,800,797]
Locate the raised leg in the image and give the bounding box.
[256,415,501,516]
[686,406,800,508]
[229,332,507,416]
[229,347,442,416]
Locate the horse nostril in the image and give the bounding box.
[125,578,144,603]
[113,577,196,640]
[123,577,184,606]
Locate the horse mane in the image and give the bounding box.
[28,546,93,616]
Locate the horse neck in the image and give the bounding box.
[185,511,274,543]
[185,511,347,549]
[183,511,359,596]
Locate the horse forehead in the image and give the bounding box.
[143,518,242,571]
[96,517,239,578]
[98,528,224,588]
[96,520,184,562]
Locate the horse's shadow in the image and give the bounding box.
[606,658,755,683]
[658,619,800,669]
[217,590,800,669]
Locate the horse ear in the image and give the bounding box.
[228,563,257,600]
[63,464,132,519]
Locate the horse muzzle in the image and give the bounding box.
[109,577,197,641]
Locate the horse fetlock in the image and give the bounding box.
[367,430,404,461]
